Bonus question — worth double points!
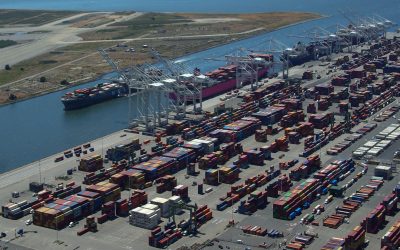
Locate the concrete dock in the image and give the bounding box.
[1,33,400,250]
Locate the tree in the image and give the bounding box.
[60,79,69,85]
[39,76,47,83]
[4,64,11,70]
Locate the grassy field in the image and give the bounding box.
[0,40,17,49]
[0,9,78,26]
[81,13,191,40]
[80,12,320,41]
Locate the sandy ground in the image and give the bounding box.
[0,12,143,72]
[191,17,242,23]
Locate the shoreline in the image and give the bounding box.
[0,129,128,183]
[0,13,325,107]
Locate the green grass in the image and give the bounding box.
[110,13,191,27]
[0,40,17,48]
[86,13,193,40]
[0,9,78,26]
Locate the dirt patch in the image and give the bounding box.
[191,18,242,24]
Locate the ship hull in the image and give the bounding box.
[203,66,270,99]
[62,87,126,110]
[171,66,270,101]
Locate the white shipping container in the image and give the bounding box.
[141,203,161,218]
[376,134,386,139]
[352,151,364,158]
[169,196,182,214]
[364,141,378,148]
[151,197,171,217]
[357,147,370,152]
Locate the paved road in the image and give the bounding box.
[58,27,266,44]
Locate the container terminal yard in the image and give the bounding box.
[2,18,400,250]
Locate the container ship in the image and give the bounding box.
[61,82,128,110]
[283,22,390,66]
[169,53,273,101]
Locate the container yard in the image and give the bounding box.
[1,26,400,250]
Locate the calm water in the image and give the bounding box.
[0,0,399,172]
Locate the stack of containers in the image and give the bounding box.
[38,189,52,202]
[53,185,82,199]
[242,225,268,236]
[77,190,103,212]
[82,163,125,185]
[307,103,316,113]
[33,207,65,230]
[362,204,386,233]
[315,83,334,95]
[163,147,196,170]
[218,165,240,184]
[169,196,183,214]
[381,193,398,215]
[204,169,219,185]
[321,237,345,249]
[151,198,171,218]
[130,190,148,209]
[195,205,213,227]
[217,173,270,211]
[131,156,177,181]
[209,129,237,143]
[323,214,345,229]
[182,140,204,157]
[280,111,305,128]
[242,149,264,166]
[275,136,289,151]
[308,113,333,129]
[280,98,303,111]
[2,201,31,219]
[129,206,160,229]
[106,139,140,162]
[79,154,103,172]
[266,174,292,197]
[86,181,121,203]
[296,122,314,137]
[233,154,249,169]
[289,155,321,181]
[335,199,360,218]
[344,226,366,250]
[255,129,268,142]
[251,106,287,125]
[287,132,301,144]
[63,195,92,219]
[155,175,177,193]
[238,190,268,214]
[198,153,219,170]
[313,159,354,190]
[148,226,183,248]
[84,216,98,233]
[273,178,321,220]
[118,169,146,189]
[172,185,189,201]
[220,142,237,159]
[101,201,116,219]
[381,220,400,249]
[115,198,129,217]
